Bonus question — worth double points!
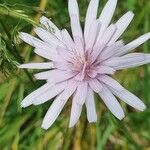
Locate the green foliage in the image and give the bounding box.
[0,0,150,150]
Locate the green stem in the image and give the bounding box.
[0,4,38,26]
[143,14,149,102]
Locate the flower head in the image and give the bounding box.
[19,0,150,129]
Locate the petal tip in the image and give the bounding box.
[40,16,47,21]
[88,119,97,123]
[116,111,125,120]
[41,123,49,130]
[21,101,31,108]
[139,104,147,111]
[128,10,134,14]
[69,122,75,128]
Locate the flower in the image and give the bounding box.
[19,0,150,130]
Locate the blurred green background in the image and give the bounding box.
[0,0,150,149]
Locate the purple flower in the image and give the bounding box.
[19,0,150,129]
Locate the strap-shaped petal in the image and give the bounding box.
[96,66,115,75]
[116,32,150,56]
[91,24,117,63]
[103,53,150,70]
[70,15,83,41]
[68,0,79,18]
[98,0,117,39]
[69,97,82,128]
[102,77,146,111]
[34,70,75,83]
[19,32,53,51]
[68,0,83,41]
[40,16,62,39]
[21,83,53,108]
[19,62,54,69]
[88,78,102,93]
[98,75,124,91]
[85,88,97,122]
[98,84,125,120]
[34,48,58,61]
[100,40,124,60]
[108,11,134,45]
[33,82,66,105]
[35,27,64,47]
[61,29,74,50]
[42,80,78,129]
[85,20,99,51]
[84,0,99,41]
[74,82,88,105]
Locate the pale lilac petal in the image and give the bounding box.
[47,72,75,83]
[34,70,59,80]
[98,84,125,120]
[53,61,73,71]
[19,32,52,51]
[98,0,117,39]
[84,0,99,41]
[88,78,102,93]
[87,70,98,78]
[34,48,59,61]
[96,66,115,75]
[97,24,117,46]
[40,16,62,39]
[68,0,79,18]
[98,75,123,91]
[21,83,53,108]
[74,36,84,56]
[70,15,83,41]
[69,97,82,128]
[42,95,67,130]
[100,40,124,60]
[61,29,74,49]
[103,53,150,70]
[91,24,117,63]
[56,46,73,62]
[110,86,146,111]
[85,88,97,122]
[108,11,134,45]
[35,27,64,47]
[101,77,147,111]
[42,80,78,129]
[73,82,88,105]
[68,0,83,41]
[67,81,84,128]
[33,82,66,105]
[116,32,150,56]
[34,70,74,83]
[19,62,54,69]
[85,20,99,51]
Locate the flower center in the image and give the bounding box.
[72,53,97,81]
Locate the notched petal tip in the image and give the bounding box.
[40,16,48,21]
[88,118,97,123]
[69,122,76,128]
[41,123,49,130]
[138,103,147,111]
[145,32,150,39]
[128,10,134,16]
[117,113,125,120]
[21,100,32,108]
